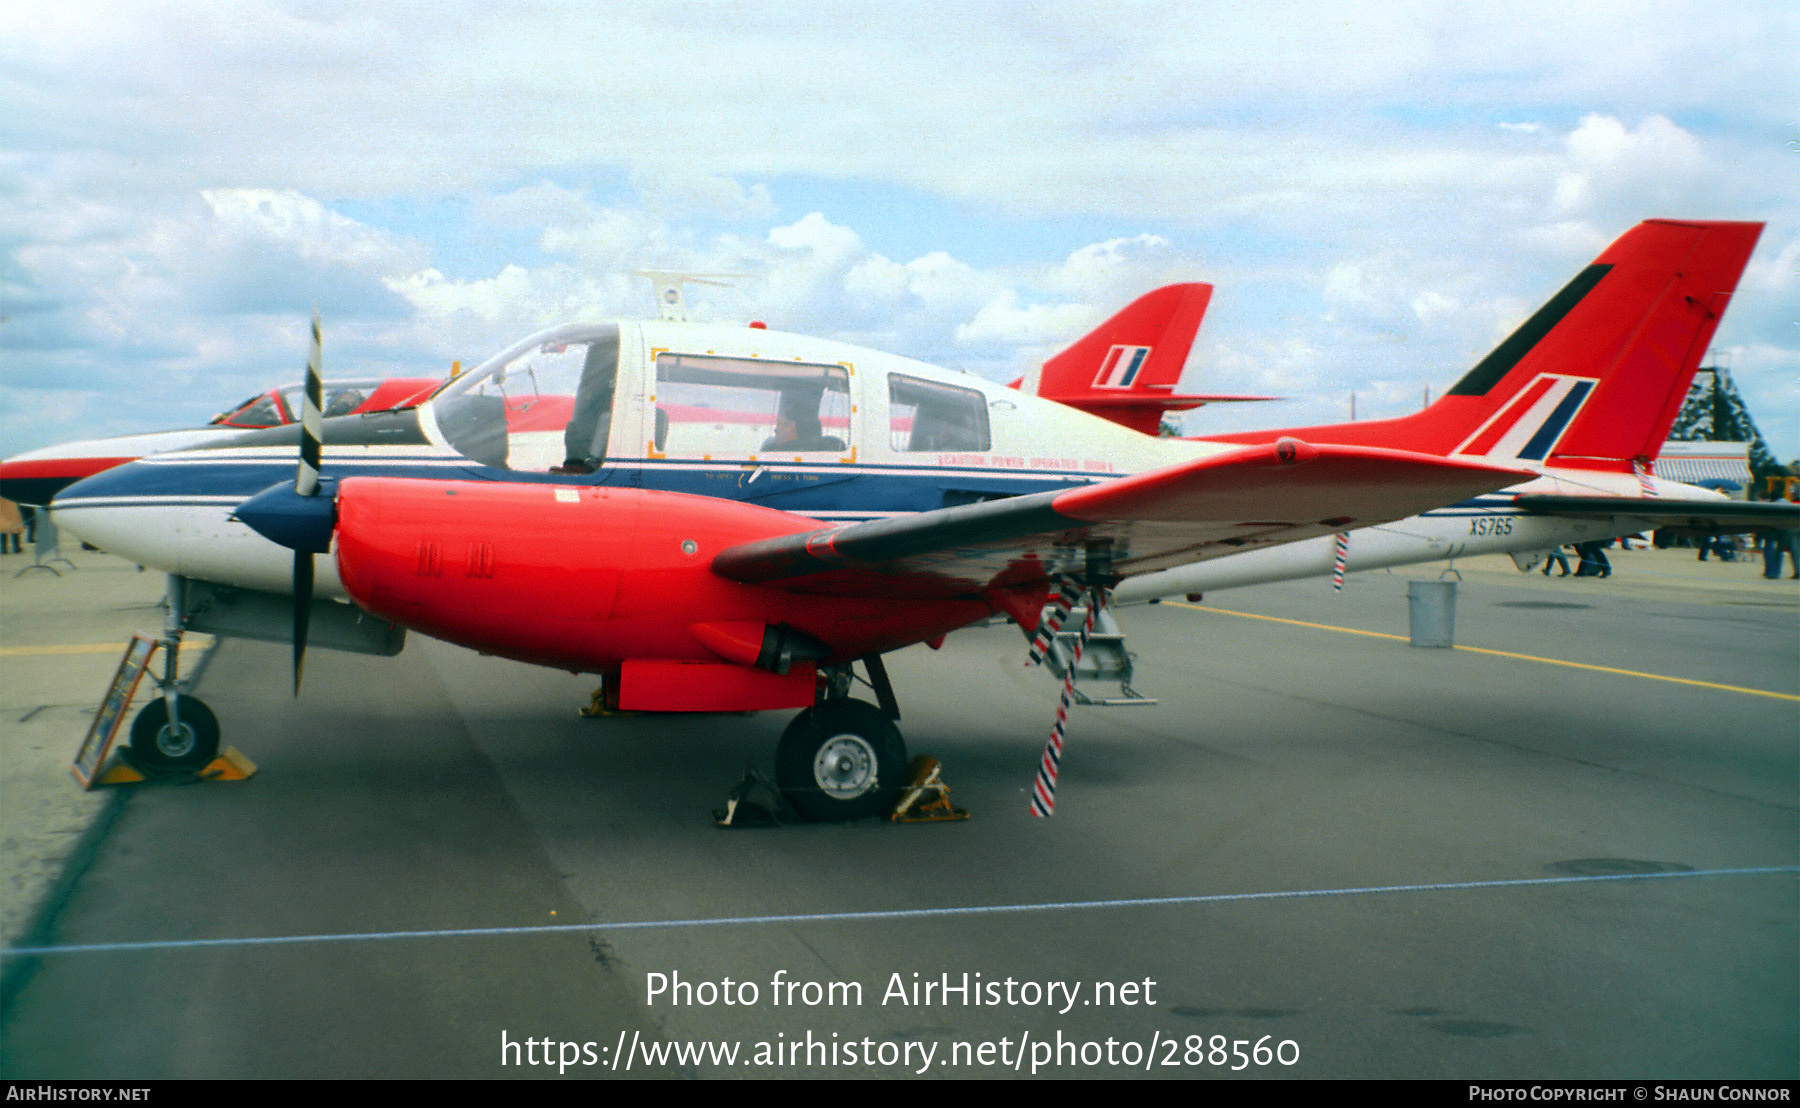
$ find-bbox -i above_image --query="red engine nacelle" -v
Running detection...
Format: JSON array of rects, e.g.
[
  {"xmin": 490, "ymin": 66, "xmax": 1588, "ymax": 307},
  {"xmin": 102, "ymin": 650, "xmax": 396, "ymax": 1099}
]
[{"xmin": 331, "ymin": 478, "xmax": 992, "ymax": 711}]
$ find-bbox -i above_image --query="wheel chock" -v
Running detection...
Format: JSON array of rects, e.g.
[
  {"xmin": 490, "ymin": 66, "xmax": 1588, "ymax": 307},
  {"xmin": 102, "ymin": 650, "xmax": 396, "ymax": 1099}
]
[
  {"xmin": 889, "ymin": 756, "xmax": 969, "ymax": 823},
  {"xmin": 92, "ymin": 746, "xmax": 257, "ymax": 786},
  {"xmin": 579, "ymin": 686, "xmax": 637, "ymax": 718},
  {"xmin": 713, "ymin": 769, "xmax": 799, "ymax": 828},
  {"xmin": 94, "ymin": 759, "xmax": 146, "ymax": 786},
  {"xmin": 198, "ymin": 746, "xmax": 257, "ymax": 782}
]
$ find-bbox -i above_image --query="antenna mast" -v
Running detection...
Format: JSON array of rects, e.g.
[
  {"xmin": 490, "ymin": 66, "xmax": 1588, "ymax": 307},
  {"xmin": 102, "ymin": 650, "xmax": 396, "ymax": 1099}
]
[{"xmin": 636, "ymin": 271, "xmax": 750, "ymax": 322}]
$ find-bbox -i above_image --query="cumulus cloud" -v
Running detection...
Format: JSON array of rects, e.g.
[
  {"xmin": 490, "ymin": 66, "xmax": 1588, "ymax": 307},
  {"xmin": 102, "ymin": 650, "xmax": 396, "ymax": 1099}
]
[
  {"xmin": 539, "ymin": 208, "xmax": 673, "ymax": 269},
  {"xmin": 200, "ymin": 189, "xmax": 411, "ymax": 269},
  {"xmin": 8, "ymin": 188, "xmax": 419, "ymax": 378},
  {"xmin": 955, "ymin": 291, "xmax": 1097, "ymax": 347},
  {"xmin": 766, "ymin": 212, "xmax": 862, "ymax": 261},
  {"xmin": 1549, "ymin": 114, "xmax": 1713, "ymax": 224},
  {"xmin": 370, "ymin": 203, "xmax": 1106, "ymax": 382},
  {"xmin": 1041, "ymin": 236, "xmax": 1181, "ymax": 296}
]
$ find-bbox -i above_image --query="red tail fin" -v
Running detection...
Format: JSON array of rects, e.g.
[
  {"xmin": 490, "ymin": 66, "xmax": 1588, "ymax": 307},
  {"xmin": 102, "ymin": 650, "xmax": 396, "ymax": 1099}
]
[
  {"xmin": 1201, "ymin": 220, "xmax": 1764, "ymax": 471},
  {"xmin": 1020, "ymin": 283, "xmax": 1275, "ymax": 435}
]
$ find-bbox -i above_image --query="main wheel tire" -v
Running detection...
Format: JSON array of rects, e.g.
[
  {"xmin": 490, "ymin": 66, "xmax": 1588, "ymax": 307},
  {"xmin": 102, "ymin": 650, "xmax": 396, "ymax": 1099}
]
[
  {"xmin": 776, "ymin": 699, "xmax": 906, "ymax": 822},
  {"xmin": 128, "ymin": 696, "xmax": 221, "ymax": 771}
]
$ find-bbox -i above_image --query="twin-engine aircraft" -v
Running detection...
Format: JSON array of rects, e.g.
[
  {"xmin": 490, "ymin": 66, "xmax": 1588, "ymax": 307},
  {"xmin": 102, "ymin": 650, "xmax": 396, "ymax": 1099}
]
[{"xmin": 48, "ymin": 219, "xmax": 1768, "ymax": 819}]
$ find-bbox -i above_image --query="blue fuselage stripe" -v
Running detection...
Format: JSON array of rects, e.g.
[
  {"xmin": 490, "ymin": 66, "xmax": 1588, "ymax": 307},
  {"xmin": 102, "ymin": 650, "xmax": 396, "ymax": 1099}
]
[{"xmin": 52, "ymin": 454, "xmax": 1097, "ymax": 521}]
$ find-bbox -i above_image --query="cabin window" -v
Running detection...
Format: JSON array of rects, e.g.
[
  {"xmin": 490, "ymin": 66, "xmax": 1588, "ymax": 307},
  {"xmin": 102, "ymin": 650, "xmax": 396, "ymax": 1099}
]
[
  {"xmin": 889, "ymin": 374, "xmax": 990, "ymax": 452},
  {"xmin": 654, "ymin": 353, "xmax": 851, "ymax": 457}
]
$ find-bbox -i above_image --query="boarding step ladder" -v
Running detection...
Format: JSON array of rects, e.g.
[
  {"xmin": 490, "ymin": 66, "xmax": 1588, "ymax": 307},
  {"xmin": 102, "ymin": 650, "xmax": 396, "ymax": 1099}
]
[{"xmin": 1041, "ymin": 604, "xmax": 1156, "ymax": 707}]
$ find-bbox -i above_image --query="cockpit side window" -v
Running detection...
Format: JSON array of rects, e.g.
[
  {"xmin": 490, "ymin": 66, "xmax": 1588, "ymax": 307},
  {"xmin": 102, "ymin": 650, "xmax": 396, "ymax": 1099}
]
[
  {"xmin": 431, "ymin": 325, "xmax": 619, "ymax": 472},
  {"xmin": 215, "ymin": 394, "xmax": 282, "ymax": 428},
  {"xmin": 654, "ymin": 353, "xmax": 851, "ymax": 458},
  {"xmin": 323, "ymin": 386, "xmax": 367, "ymax": 418},
  {"xmin": 889, "ymin": 374, "xmax": 990, "ymax": 452},
  {"xmin": 560, "ymin": 331, "xmax": 619, "ymax": 472}
]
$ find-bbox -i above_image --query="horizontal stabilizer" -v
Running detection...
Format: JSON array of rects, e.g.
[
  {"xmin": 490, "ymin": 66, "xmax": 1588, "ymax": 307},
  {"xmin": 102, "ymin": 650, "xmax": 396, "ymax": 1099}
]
[{"xmin": 1513, "ymin": 494, "xmax": 1800, "ymax": 531}]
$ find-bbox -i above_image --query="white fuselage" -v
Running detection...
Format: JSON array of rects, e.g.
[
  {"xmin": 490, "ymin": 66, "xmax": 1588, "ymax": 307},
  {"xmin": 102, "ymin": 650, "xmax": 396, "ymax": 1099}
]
[
  {"xmin": 1113, "ymin": 468, "xmax": 1718, "ymax": 600},
  {"xmin": 50, "ymin": 318, "xmax": 1723, "ymax": 608}
]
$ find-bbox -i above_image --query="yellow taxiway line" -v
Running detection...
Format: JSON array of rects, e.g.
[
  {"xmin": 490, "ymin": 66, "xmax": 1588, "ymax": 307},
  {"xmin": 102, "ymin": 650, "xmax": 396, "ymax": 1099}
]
[
  {"xmin": 1166, "ymin": 601, "xmax": 1800, "ymax": 703},
  {"xmin": 0, "ymin": 643, "xmax": 132, "ymax": 657}
]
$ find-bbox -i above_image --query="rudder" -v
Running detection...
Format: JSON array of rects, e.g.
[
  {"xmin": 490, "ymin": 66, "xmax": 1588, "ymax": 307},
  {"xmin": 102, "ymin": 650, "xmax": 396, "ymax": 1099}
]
[
  {"xmin": 1197, "ymin": 219, "xmax": 1764, "ymax": 470},
  {"xmin": 1025, "ymin": 283, "xmax": 1277, "ymax": 434}
]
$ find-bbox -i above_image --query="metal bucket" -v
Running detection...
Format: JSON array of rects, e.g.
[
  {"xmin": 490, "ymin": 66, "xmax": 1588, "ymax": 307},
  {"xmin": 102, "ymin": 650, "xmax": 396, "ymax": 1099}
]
[{"xmin": 1407, "ymin": 580, "xmax": 1456, "ymax": 648}]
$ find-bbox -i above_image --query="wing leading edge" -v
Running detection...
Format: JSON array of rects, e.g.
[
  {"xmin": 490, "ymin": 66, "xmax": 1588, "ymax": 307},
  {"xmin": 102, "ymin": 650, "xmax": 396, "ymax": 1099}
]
[{"xmin": 713, "ymin": 440, "xmax": 1527, "ymax": 598}]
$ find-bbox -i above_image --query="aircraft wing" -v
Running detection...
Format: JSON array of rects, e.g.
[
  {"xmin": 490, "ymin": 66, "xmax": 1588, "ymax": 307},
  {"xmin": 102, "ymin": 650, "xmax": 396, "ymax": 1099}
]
[
  {"xmin": 1512, "ymin": 494, "xmax": 1800, "ymax": 532},
  {"xmin": 714, "ymin": 440, "xmax": 1526, "ymax": 598}
]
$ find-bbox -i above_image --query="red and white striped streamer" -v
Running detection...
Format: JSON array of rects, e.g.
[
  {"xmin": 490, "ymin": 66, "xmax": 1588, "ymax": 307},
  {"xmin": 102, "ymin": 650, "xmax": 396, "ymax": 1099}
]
[
  {"xmin": 1025, "ymin": 577, "xmax": 1082, "ymax": 667},
  {"xmin": 1029, "ymin": 584, "xmax": 1107, "ymax": 818},
  {"xmin": 1331, "ymin": 532, "xmax": 1349, "ymax": 592}
]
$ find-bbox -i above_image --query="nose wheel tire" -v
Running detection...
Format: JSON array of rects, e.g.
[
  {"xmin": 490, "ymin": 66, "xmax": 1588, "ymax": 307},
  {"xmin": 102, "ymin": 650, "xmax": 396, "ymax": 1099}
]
[
  {"xmin": 776, "ymin": 699, "xmax": 905, "ymax": 822},
  {"xmin": 128, "ymin": 696, "xmax": 221, "ymax": 771}
]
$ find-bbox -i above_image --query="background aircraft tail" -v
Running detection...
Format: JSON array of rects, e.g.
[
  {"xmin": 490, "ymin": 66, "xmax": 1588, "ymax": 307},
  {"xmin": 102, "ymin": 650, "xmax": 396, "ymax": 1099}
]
[
  {"xmin": 1199, "ymin": 220, "xmax": 1764, "ymax": 472},
  {"xmin": 1017, "ymin": 282, "xmax": 1276, "ymax": 435}
]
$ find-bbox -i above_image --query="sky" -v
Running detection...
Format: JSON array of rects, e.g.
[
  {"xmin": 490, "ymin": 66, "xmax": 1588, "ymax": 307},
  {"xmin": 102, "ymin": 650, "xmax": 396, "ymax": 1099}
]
[{"xmin": 3, "ymin": 1, "xmax": 1796, "ymax": 462}]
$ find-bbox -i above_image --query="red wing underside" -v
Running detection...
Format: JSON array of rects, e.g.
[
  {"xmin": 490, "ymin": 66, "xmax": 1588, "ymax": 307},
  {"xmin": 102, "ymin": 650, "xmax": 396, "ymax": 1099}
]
[{"xmin": 714, "ymin": 441, "xmax": 1526, "ymax": 599}]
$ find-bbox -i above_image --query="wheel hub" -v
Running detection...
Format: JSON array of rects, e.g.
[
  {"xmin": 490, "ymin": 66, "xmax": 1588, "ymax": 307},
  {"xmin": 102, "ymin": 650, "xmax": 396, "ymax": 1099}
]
[
  {"xmin": 156, "ymin": 722, "xmax": 197, "ymax": 759},
  {"xmin": 813, "ymin": 734, "xmax": 877, "ymax": 799}
]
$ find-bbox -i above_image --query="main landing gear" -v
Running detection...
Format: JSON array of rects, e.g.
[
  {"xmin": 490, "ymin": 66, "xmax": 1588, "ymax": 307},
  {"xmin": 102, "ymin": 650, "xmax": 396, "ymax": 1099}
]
[{"xmin": 774, "ymin": 656, "xmax": 906, "ymax": 822}]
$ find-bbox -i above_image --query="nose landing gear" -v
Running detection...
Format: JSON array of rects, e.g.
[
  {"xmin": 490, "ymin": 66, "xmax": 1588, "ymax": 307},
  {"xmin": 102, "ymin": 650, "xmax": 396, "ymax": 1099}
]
[
  {"xmin": 128, "ymin": 694, "xmax": 220, "ymax": 772},
  {"xmin": 128, "ymin": 575, "xmax": 222, "ymax": 772}
]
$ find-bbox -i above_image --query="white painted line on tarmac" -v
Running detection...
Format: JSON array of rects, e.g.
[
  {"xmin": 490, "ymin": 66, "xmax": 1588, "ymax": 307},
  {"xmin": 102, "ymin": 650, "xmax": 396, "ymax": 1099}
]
[{"xmin": 6, "ymin": 865, "xmax": 1793, "ymax": 958}]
